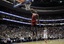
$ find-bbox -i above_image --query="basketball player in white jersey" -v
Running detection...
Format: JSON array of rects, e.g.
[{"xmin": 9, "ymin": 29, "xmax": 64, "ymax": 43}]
[{"xmin": 43, "ymin": 27, "xmax": 48, "ymax": 44}]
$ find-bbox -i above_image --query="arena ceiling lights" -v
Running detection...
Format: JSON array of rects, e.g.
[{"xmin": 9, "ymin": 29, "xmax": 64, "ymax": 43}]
[
  {"xmin": 1, "ymin": 11, "xmax": 64, "ymax": 22},
  {"xmin": 2, "ymin": 0, "xmax": 64, "ymax": 13},
  {"xmin": 3, "ymin": 18, "xmax": 64, "ymax": 26},
  {"xmin": 0, "ymin": 11, "xmax": 31, "ymax": 20},
  {"xmin": 3, "ymin": 18, "xmax": 31, "ymax": 25},
  {"xmin": 3, "ymin": 0, "xmax": 13, "ymax": 4}
]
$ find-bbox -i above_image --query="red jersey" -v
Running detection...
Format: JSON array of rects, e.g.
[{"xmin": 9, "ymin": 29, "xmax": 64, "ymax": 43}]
[{"xmin": 31, "ymin": 13, "xmax": 38, "ymax": 26}]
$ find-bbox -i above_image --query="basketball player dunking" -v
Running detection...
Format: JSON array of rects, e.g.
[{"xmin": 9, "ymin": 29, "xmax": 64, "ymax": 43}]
[{"xmin": 31, "ymin": 12, "xmax": 38, "ymax": 36}]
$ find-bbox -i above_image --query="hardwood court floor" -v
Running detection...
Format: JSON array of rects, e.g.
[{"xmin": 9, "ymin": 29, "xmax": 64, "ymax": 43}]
[{"xmin": 13, "ymin": 39, "xmax": 64, "ymax": 44}]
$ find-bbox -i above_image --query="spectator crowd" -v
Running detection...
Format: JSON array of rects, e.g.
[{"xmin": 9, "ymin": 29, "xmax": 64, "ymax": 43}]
[{"xmin": 0, "ymin": 24, "xmax": 64, "ymax": 43}]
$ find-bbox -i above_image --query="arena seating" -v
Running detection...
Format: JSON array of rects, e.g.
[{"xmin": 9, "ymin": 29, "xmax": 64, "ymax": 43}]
[{"xmin": 0, "ymin": 24, "xmax": 64, "ymax": 43}]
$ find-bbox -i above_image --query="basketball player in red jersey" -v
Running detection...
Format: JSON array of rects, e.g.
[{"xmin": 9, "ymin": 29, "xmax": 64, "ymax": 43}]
[
  {"xmin": 31, "ymin": 10, "xmax": 39, "ymax": 36},
  {"xmin": 31, "ymin": 13, "xmax": 38, "ymax": 26}
]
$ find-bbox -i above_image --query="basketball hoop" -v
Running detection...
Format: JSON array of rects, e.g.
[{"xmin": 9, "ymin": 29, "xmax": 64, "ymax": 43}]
[{"xmin": 13, "ymin": 0, "xmax": 34, "ymax": 10}]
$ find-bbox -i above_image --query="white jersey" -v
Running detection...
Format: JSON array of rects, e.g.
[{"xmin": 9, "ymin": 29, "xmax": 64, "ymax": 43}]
[{"xmin": 43, "ymin": 29, "xmax": 48, "ymax": 39}]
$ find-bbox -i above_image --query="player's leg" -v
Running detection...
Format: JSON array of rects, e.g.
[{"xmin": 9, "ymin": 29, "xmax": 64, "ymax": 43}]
[{"xmin": 44, "ymin": 35, "xmax": 48, "ymax": 44}]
